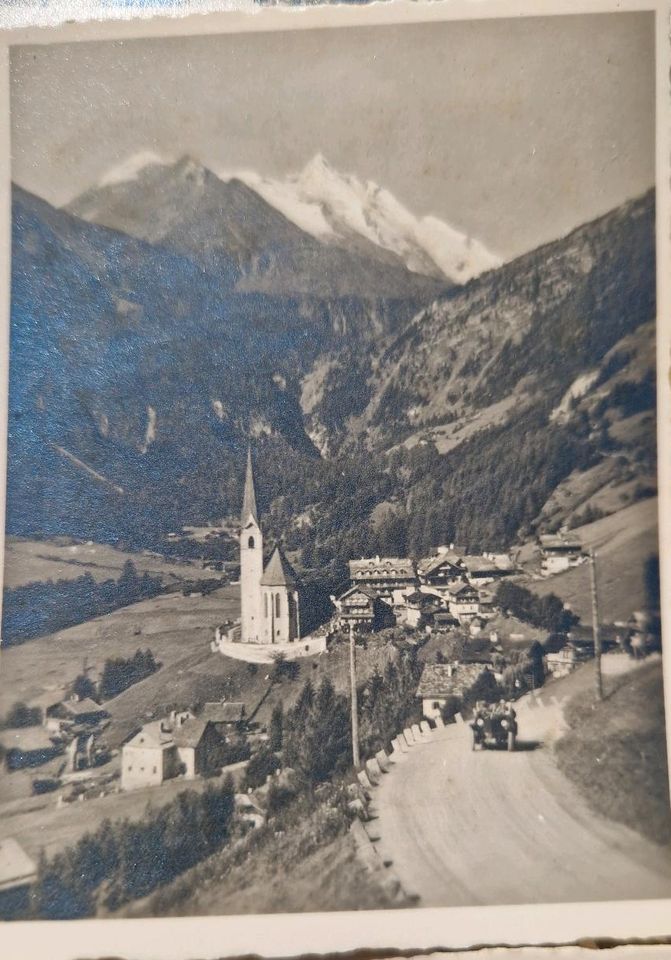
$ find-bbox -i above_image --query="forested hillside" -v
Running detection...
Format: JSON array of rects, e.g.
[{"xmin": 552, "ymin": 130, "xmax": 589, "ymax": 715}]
[{"xmin": 7, "ymin": 178, "xmax": 656, "ymax": 571}]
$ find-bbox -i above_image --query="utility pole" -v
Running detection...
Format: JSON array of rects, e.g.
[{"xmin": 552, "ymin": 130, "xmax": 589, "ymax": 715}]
[
  {"xmin": 349, "ymin": 621, "xmax": 360, "ymax": 768},
  {"xmin": 590, "ymin": 548, "xmax": 603, "ymax": 701}
]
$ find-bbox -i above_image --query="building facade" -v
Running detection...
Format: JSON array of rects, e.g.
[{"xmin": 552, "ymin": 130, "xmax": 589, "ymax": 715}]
[
  {"xmin": 333, "ymin": 585, "xmax": 394, "ymax": 633},
  {"xmin": 121, "ymin": 716, "xmax": 224, "ymax": 790},
  {"xmin": 348, "ymin": 556, "xmax": 417, "ymax": 600}
]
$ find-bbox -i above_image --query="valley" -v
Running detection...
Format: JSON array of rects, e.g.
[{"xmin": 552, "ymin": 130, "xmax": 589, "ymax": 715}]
[{"xmin": 1, "ymin": 150, "xmax": 662, "ymax": 923}]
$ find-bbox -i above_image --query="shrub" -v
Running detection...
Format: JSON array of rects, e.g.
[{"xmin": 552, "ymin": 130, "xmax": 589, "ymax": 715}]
[
  {"xmin": 30, "ymin": 778, "xmax": 236, "ymax": 919},
  {"xmin": 271, "ymin": 652, "xmax": 300, "ymax": 683},
  {"xmin": 242, "ymin": 745, "xmax": 280, "ymax": 791},
  {"xmin": 440, "ymin": 695, "xmax": 462, "ymax": 722},
  {"xmin": 4, "ymin": 701, "xmax": 42, "ymax": 728},
  {"xmin": 267, "ymin": 782, "xmax": 298, "ymax": 817}
]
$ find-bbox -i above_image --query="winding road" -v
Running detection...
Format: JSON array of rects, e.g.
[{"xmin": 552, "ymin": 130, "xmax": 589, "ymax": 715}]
[{"xmin": 371, "ymin": 659, "xmax": 671, "ymax": 907}]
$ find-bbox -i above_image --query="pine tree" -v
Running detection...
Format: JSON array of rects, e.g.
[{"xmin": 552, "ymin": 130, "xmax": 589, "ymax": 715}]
[{"xmin": 269, "ymin": 703, "xmax": 283, "ymax": 751}]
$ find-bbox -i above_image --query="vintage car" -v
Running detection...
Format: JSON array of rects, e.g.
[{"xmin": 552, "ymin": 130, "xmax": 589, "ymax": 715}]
[{"xmin": 470, "ymin": 711, "xmax": 517, "ymax": 751}]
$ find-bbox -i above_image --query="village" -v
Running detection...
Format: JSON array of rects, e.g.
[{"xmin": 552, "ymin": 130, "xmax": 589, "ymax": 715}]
[{"xmin": 0, "ymin": 451, "xmax": 660, "ymax": 919}]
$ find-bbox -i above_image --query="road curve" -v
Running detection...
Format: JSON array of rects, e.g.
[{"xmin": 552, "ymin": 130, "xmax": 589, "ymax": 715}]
[{"xmin": 372, "ymin": 688, "xmax": 671, "ymax": 907}]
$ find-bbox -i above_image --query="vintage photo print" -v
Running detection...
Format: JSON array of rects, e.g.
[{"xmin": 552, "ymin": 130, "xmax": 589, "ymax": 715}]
[{"xmin": 0, "ymin": 1, "xmax": 669, "ymax": 955}]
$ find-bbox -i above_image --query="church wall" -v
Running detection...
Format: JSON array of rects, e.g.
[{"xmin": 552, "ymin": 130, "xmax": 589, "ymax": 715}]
[
  {"xmin": 241, "ymin": 523, "xmax": 264, "ymax": 643},
  {"xmin": 261, "ymin": 586, "xmax": 296, "ymax": 644}
]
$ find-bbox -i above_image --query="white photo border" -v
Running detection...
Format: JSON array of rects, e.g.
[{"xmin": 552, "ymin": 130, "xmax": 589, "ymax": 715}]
[{"xmin": 0, "ymin": 1, "xmax": 669, "ymax": 957}]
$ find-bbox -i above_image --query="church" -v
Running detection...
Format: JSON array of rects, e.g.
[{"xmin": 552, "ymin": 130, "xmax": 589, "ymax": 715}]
[{"xmin": 239, "ymin": 448, "xmax": 302, "ymax": 644}]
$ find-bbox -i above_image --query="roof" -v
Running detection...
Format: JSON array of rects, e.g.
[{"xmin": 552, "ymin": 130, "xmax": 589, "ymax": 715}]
[
  {"xmin": 125, "ymin": 721, "xmax": 175, "ymax": 751},
  {"xmin": 538, "ymin": 534, "xmax": 582, "ymax": 550},
  {"xmin": 417, "ymin": 663, "xmax": 489, "ymax": 699},
  {"xmin": 339, "ymin": 584, "xmax": 377, "ymax": 601},
  {"xmin": 349, "ymin": 557, "xmax": 416, "ymax": 579},
  {"xmin": 0, "ymin": 727, "xmax": 56, "ymax": 752},
  {"xmin": 0, "ymin": 839, "xmax": 37, "ymax": 893},
  {"xmin": 62, "ymin": 698, "xmax": 107, "ymax": 717},
  {"xmin": 241, "ymin": 446, "xmax": 259, "ymax": 526},
  {"xmin": 447, "ymin": 582, "xmax": 478, "ymax": 597},
  {"xmin": 172, "ymin": 719, "xmax": 209, "ymax": 749},
  {"xmin": 462, "ymin": 556, "xmax": 502, "ymax": 574},
  {"xmin": 404, "ymin": 590, "xmax": 433, "ymax": 605},
  {"xmin": 434, "ymin": 611, "xmax": 459, "ymax": 623},
  {"xmin": 260, "ymin": 546, "xmax": 298, "ymax": 587},
  {"xmin": 418, "ymin": 553, "xmax": 464, "ymax": 577},
  {"xmin": 200, "ymin": 702, "xmax": 245, "ymax": 723}
]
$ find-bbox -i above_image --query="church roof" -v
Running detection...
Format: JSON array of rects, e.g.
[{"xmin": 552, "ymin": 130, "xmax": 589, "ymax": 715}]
[
  {"xmin": 261, "ymin": 546, "xmax": 299, "ymax": 587},
  {"xmin": 241, "ymin": 446, "xmax": 258, "ymax": 526}
]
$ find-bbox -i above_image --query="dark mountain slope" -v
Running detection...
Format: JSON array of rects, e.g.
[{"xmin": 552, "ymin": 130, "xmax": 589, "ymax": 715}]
[
  {"xmin": 6, "ymin": 178, "xmax": 656, "ymax": 566},
  {"xmin": 311, "ymin": 190, "xmax": 655, "ymax": 454},
  {"xmin": 67, "ymin": 157, "xmax": 447, "ymax": 300},
  {"xmin": 7, "ymin": 185, "xmax": 435, "ymax": 543}
]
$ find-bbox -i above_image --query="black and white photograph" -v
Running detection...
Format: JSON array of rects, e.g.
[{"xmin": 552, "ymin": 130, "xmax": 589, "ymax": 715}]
[{"xmin": 0, "ymin": 2, "xmax": 668, "ymax": 937}]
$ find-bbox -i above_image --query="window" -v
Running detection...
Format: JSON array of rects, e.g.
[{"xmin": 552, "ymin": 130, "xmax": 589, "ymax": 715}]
[
  {"xmin": 264, "ymin": 594, "xmax": 268, "ymax": 617},
  {"xmin": 248, "ymin": 536, "xmax": 255, "ymax": 549},
  {"xmin": 275, "ymin": 593, "xmax": 281, "ymax": 617},
  {"xmin": 127, "ymin": 765, "xmax": 132, "ymax": 772},
  {"xmin": 153, "ymin": 766, "xmax": 157, "ymax": 774}
]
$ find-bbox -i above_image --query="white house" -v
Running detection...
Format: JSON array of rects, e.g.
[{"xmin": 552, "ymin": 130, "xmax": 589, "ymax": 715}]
[{"xmin": 447, "ymin": 582, "xmax": 480, "ymax": 622}]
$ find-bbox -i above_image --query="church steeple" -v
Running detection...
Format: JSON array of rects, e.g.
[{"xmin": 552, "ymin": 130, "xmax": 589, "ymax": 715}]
[{"xmin": 241, "ymin": 445, "xmax": 258, "ymax": 526}]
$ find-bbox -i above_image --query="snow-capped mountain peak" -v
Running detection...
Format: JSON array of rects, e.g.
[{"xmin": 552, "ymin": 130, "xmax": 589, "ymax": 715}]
[
  {"xmin": 234, "ymin": 154, "xmax": 502, "ymax": 283},
  {"xmin": 92, "ymin": 151, "xmax": 502, "ymax": 283},
  {"xmin": 99, "ymin": 150, "xmax": 170, "ymax": 188}
]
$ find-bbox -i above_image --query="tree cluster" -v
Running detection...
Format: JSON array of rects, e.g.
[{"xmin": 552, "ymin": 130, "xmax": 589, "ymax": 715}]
[
  {"xmin": 281, "ymin": 678, "xmax": 351, "ymax": 785},
  {"xmin": 500, "ymin": 643, "xmax": 546, "ymax": 697},
  {"xmin": 242, "ymin": 745, "xmax": 280, "ymax": 791},
  {"xmin": 2, "ymin": 561, "xmax": 163, "ymax": 645},
  {"xmin": 30, "ymin": 777, "xmax": 235, "ymax": 919},
  {"xmin": 1, "ymin": 701, "xmax": 43, "ymax": 729},
  {"xmin": 98, "ymin": 649, "xmax": 160, "ymax": 701},
  {"xmin": 495, "ymin": 581, "xmax": 579, "ymax": 633},
  {"xmin": 357, "ymin": 651, "xmax": 422, "ymax": 757}
]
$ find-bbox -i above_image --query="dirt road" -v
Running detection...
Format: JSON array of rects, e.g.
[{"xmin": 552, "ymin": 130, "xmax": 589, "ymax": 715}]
[{"xmin": 372, "ymin": 662, "xmax": 671, "ymax": 906}]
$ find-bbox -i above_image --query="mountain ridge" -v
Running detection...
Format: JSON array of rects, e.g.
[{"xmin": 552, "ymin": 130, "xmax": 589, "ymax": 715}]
[
  {"xmin": 66, "ymin": 156, "xmax": 449, "ymax": 300},
  {"xmin": 7, "ymin": 179, "xmax": 656, "ymax": 563}
]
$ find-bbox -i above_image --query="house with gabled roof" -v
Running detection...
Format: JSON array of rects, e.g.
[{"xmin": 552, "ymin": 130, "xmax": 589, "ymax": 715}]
[
  {"xmin": 418, "ymin": 548, "xmax": 465, "ymax": 592},
  {"xmin": 45, "ymin": 697, "xmax": 108, "ymax": 730},
  {"xmin": 121, "ymin": 720, "xmax": 179, "ymax": 791},
  {"xmin": 417, "ymin": 662, "xmax": 498, "ymax": 720},
  {"xmin": 200, "ymin": 701, "xmax": 246, "ymax": 729},
  {"xmin": 333, "ymin": 585, "xmax": 395, "ymax": 633},
  {"xmin": 447, "ymin": 582, "xmax": 481, "ymax": 622},
  {"xmin": 538, "ymin": 534, "xmax": 584, "ymax": 575},
  {"xmin": 121, "ymin": 713, "xmax": 225, "ymax": 790}
]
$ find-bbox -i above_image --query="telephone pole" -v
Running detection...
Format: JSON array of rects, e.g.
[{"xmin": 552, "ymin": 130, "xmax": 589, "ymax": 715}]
[
  {"xmin": 590, "ymin": 548, "xmax": 603, "ymax": 701},
  {"xmin": 349, "ymin": 621, "xmax": 360, "ymax": 767}
]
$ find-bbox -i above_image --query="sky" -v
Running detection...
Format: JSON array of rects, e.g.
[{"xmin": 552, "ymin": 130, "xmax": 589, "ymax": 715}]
[{"xmin": 10, "ymin": 11, "xmax": 654, "ymax": 259}]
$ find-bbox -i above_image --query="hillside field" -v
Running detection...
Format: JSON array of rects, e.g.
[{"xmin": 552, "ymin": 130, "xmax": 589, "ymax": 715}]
[
  {"xmin": 528, "ymin": 497, "xmax": 658, "ymax": 624},
  {"xmin": 0, "ymin": 762, "xmax": 248, "ymax": 862},
  {"xmin": 0, "ymin": 584, "xmax": 241, "ymax": 719},
  {"xmin": 556, "ymin": 657, "xmax": 670, "ymax": 846},
  {"xmin": 2, "ymin": 536, "xmax": 218, "ymax": 590}
]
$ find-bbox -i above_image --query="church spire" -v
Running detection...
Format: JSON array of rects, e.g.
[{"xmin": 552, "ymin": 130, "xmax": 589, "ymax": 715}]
[{"xmin": 241, "ymin": 445, "xmax": 258, "ymax": 526}]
